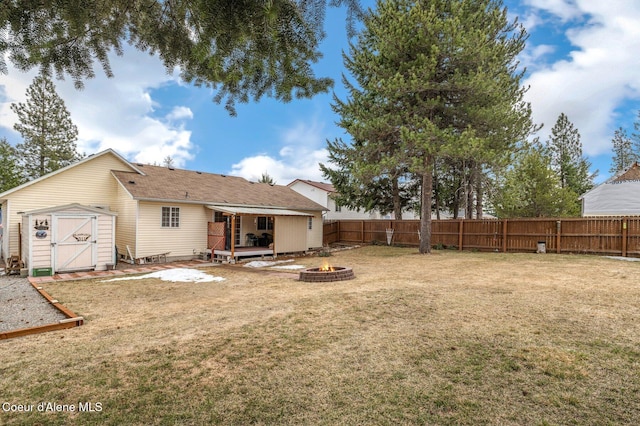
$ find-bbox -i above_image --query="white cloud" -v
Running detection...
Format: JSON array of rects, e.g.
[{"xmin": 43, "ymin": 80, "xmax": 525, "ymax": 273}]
[
  {"xmin": 0, "ymin": 47, "xmax": 196, "ymax": 167},
  {"xmin": 166, "ymin": 106, "xmax": 193, "ymax": 121},
  {"xmin": 518, "ymin": 44, "xmax": 556, "ymax": 71},
  {"xmin": 523, "ymin": 0, "xmax": 582, "ymax": 22},
  {"xmin": 522, "ymin": 1, "xmax": 640, "ymax": 156},
  {"xmin": 230, "ymin": 118, "xmax": 329, "ymax": 184}
]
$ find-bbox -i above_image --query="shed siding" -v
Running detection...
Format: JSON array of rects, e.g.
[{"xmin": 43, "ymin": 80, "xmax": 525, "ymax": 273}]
[
  {"xmin": 136, "ymin": 201, "xmax": 208, "ymax": 258},
  {"xmin": 27, "ymin": 214, "xmax": 53, "ymax": 270},
  {"xmin": 97, "ymin": 214, "xmax": 115, "ymax": 268},
  {"xmin": 3, "ymin": 154, "xmax": 131, "ymax": 256},
  {"xmin": 274, "ymin": 216, "xmax": 308, "ymax": 253}
]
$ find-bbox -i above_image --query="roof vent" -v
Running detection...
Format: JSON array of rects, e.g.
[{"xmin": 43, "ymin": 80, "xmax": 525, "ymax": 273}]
[
  {"xmin": 136, "ymin": 163, "xmax": 144, "ymax": 166},
  {"xmin": 168, "ymin": 167, "xmax": 175, "ymax": 171},
  {"xmin": 196, "ymin": 171, "xmax": 202, "ymax": 174},
  {"xmin": 128, "ymin": 180, "xmax": 136, "ymax": 184},
  {"xmin": 221, "ymin": 174, "xmax": 226, "ymax": 177}
]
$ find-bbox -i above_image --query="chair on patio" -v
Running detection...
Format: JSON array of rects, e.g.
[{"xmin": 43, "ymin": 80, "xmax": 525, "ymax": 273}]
[{"xmin": 245, "ymin": 233, "xmax": 257, "ymax": 246}]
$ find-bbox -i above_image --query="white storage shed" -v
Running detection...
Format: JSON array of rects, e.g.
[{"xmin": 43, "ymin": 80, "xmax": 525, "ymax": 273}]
[{"xmin": 21, "ymin": 204, "xmax": 117, "ymax": 276}]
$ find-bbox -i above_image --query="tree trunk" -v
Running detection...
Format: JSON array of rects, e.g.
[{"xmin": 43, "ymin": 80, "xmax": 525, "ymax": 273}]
[
  {"xmin": 452, "ymin": 176, "xmax": 462, "ymax": 220},
  {"xmin": 466, "ymin": 164, "xmax": 474, "ymax": 219},
  {"xmin": 475, "ymin": 166, "xmax": 483, "ymax": 219},
  {"xmin": 433, "ymin": 171, "xmax": 441, "ymax": 220},
  {"xmin": 392, "ymin": 175, "xmax": 402, "ymax": 220},
  {"xmin": 419, "ymin": 164, "xmax": 433, "ymax": 254}
]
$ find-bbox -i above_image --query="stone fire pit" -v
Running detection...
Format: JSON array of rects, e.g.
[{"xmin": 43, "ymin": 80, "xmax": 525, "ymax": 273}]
[{"xmin": 299, "ymin": 266, "xmax": 355, "ymax": 282}]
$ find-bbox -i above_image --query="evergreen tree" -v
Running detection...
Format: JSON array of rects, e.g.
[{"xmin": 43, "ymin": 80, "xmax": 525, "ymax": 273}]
[
  {"xmin": 547, "ymin": 113, "xmax": 595, "ymax": 197},
  {"xmin": 324, "ymin": 0, "xmax": 533, "ymax": 253},
  {"xmin": 321, "ymin": 137, "xmax": 419, "ymax": 219},
  {"xmin": 0, "ymin": 138, "xmax": 24, "ymax": 193},
  {"xmin": 11, "ymin": 75, "xmax": 82, "ymax": 180},
  {"xmin": 610, "ymin": 127, "xmax": 636, "ymax": 174},
  {"xmin": 631, "ymin": 111, "xmax": 640, "ymax": 163},
  {"xmin": 1, "ymin": 1, "xmax": 363, "ymax": 115},
  {"xmin": 492, "ymin": 141, "xmax": 579, "ymax": 218},
  {"xmin": 258, "ymin": 172, "xmax": 276, "ymax": 185}
]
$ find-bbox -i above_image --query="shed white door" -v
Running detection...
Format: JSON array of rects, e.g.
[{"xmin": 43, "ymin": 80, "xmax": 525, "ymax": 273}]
[{"xmin": 52, "ymin": 215, "xmax": 97, "ymax": 272}]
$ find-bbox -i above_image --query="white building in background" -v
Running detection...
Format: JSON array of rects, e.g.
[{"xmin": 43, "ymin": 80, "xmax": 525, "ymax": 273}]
[
  {"xmin": 580, "ymin": 162, "xmax": 640, "ymax": 216},
  {"xmin": 287, "ymin": 179, "xmax": 392, "ymax": 221}
]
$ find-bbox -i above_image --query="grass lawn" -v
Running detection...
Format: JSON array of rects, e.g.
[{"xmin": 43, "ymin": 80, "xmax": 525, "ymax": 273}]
[{"xmin": 1, "ymin": 246, "xmax": 640, "ymax": 425}]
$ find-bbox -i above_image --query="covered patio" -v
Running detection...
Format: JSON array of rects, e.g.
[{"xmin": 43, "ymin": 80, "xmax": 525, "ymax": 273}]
[{"xmin": 206, "ymin": 205, "xmax": 313, "ymax": 263}]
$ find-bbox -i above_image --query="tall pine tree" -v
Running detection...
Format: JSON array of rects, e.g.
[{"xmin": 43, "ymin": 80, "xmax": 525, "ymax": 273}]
[
  {"xmin": 547, "ymin": 113, "xmax": 595, "ymax": 199},
  {"xmin": 324, "ymin": 0, "xmax": 534, "ymax": 253},
  {"xmin": 630, "ymin": 110, "xmax": 640, "ymax": 164},
  {"xmin": 610, "ymin": 127, "xmax": 636, "ymax": 174},
  {"xmin": 11, "ymin": 75, "xmax": 82, "ymax": 180}
]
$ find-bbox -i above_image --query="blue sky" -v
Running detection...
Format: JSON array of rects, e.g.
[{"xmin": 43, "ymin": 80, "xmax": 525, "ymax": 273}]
[{"xmin": 2, "ymin": 0, "xmax": 640, "ymax": 185}]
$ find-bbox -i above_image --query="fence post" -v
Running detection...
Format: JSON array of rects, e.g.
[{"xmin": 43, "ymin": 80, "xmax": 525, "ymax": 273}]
[
  {"xmin": 556, "ymin": 220, "xmax": 561, "ymax": 254},
  {"xmin": 458, "ymin": 220, "xmax": 464, "ymax": 251},
  {"xmin": 361, "ymin": 220, "xmax": 364, "ymax": 243},
  {"xmin": 502, "ymin": 219, "xmax": 508, "ymax": 253},
  {"xmin": 622, "ymin": 218, "xmax": 628, "ymax": 257}
]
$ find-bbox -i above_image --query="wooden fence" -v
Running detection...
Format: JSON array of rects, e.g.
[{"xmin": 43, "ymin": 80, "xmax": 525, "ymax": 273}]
[{"xmin": 323, "ymin": 218, "xmax": 640, "ymax": 258}]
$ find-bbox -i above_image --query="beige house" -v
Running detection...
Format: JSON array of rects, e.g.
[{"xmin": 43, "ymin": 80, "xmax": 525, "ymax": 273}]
[{"xmin": 0, "ymin": 149, "xmax": 326, "ymax": 274}]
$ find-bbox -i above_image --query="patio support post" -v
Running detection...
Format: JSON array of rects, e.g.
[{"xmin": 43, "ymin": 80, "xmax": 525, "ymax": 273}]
[
  {"xmin": 272, "ymin": 215, "xmax": 276, "ymax": 258},
  {"xmin": 231, "ymin": 214, "xmax": 236, "ymax": 260}
]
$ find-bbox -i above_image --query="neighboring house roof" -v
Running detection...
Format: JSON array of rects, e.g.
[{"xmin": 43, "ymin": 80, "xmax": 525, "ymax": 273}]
[
  {"xmin": 288, "ymin": 179, "xmax": 336, "ymax": 194},
  {"xmin": 613, "ymin": 162, "xmax": 640, "ymax": 182},
  {"xmin": 112, "ymin": 164, "xmax": 326, "ymax": 211},
  {"xmin": 0, "ymin": 149, "xmax": 141, "ymax": 200}
]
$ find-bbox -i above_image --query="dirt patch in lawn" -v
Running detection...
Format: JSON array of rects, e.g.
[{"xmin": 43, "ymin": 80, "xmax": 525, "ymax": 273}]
[{"xmin": 1, "ymin": 246, "xmax": 639, "ymax": 425}]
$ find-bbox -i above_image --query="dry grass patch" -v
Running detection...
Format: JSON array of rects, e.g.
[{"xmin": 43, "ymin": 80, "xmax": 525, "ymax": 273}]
[{"xmin": 1, "ymin": 247, "xmax": 640, "ymax": 424}]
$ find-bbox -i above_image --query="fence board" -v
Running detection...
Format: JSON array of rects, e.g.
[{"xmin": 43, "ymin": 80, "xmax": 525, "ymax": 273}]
[{"xmin": 323, "ymin": 217, "xmax": 640, "ymax": 258}]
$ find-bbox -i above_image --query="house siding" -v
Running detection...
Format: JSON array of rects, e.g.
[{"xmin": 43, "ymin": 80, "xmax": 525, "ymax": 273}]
[
  {"xmin": 113, "ymin": 181, "xmax": 138, "ymax": 258},
  {"xmin": 274, "ymin": 216, "xmax": 308, "ymax": 253},
  {"xmin": 2, "ymin": 153, "xmax": 131, "ymax": 257},
  {"xmin": 307, "ymin": 212, "xmax": 323, "ymax": 248},
  {"xmin": 581, "ymin": 181, "xmax": 640, "ymax": 216},
  {"xmin": 288, "ymin": 181, "xmax": 328, "ymax": 207},
  {"xmin": 288, "ymin": 180, "xmax": 385, "ymax": 220},
  {"xmin": 136, "ymin": 201, "xmax": 208, "ymax": 258}
]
